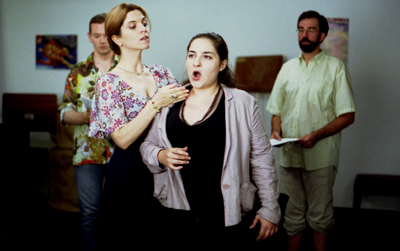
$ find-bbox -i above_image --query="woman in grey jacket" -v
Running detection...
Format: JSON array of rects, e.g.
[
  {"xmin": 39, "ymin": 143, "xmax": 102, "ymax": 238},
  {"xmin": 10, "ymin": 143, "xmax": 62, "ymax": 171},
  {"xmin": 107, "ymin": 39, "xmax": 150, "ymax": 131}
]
[{"xmin": 140, "ymin": 32, "xmax": 280, "ymax": 247}]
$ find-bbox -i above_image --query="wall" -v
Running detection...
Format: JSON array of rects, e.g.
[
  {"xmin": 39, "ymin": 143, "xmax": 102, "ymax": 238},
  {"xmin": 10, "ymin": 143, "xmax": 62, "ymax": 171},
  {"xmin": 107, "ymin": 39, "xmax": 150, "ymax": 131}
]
[{"xmin": 1, "ymin": 0, "xmax": 400, "ymax": 210}]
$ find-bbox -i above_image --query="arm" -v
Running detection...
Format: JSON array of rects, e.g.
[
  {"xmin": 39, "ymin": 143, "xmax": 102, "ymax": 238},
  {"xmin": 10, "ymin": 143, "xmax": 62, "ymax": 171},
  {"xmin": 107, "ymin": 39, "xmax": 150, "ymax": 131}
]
[
  {"xmin": 249, "ymin": 101, "xmax": 280, "ymax": 240},
  {"xmin": 60, "ymin": 65, "xmax": 95, "ymax": 126},
  {"xmin": 298, "ymin": 112, "xmax": 355, "ymax": 148},
  {"xmin": 63, "ymin": 109, "xmax": 91, "ymax": 125},
  {"xmin": 139, "ymin": 110, "xmax": 189, "ymax": 173},
  {"xmin": 139, "ymin": 111, "xmax": 166, "ymax": 174},
  {"xmin": 266, "ymin": 65, "xmax": 285, "ymax": 141},
  {"xmin": 250, "ymin": 215, "xmax": 278, "ymax": 241},
  {"xmin": 139, "ymin": 107, "xmax": 190, "ymax": 171},
  {"xmin": 110, "ymin": 84, "xmax": 189, "ymax": 149},
  {"xmin": 158, "ymin": 147, "xmax": 190, "ymax": 170},
  {"xmin": 270, "ymin": 114, "xmax": 282, "ymax": 140},
  {"xmin": 60, "ymin": 69, "xmax": 84, "ymax": 125}
]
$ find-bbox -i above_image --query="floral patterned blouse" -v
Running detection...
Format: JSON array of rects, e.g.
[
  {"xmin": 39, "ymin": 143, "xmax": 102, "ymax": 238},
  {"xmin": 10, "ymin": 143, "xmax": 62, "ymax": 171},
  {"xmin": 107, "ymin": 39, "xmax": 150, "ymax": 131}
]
[{"xmin": 88, "ymin": 65, "xmax": 178, "ymax": 139}]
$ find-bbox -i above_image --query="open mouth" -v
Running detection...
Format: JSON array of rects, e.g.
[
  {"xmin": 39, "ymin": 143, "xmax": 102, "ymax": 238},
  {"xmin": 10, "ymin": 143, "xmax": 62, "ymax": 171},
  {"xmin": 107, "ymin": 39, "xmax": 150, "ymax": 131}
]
[
  {"xmin": 192, "ymin": 71, "xmax": 201, "ymax": 81},
  {"xmin": 141, "ymin": 36, "xmax": 149, "ymax": 41}
]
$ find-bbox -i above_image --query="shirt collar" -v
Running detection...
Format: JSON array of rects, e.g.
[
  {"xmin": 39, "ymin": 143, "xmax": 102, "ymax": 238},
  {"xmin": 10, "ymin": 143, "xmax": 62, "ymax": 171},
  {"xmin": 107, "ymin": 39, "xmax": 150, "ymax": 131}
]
[
  {"xmin": 298, "ymin": 49, "xmax": 327, "ymax": 64},
  {"xmin": 86, "ymin": 52, "xmax": 95, "ymax": 68},
  {"xmin": 86, "ymin": 52, "xmax": 119, "ymax": 71}
]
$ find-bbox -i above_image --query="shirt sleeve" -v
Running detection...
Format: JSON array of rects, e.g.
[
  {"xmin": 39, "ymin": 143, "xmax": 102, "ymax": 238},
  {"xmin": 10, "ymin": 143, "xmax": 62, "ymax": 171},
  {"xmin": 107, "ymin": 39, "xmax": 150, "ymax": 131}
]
[
  {"xmin": 334, "ymin": 62, "xmax": 357, "ymax": 116},
  {"xmin": 151, "ymin": 65, "xmax": 179, "ymax": 87},
  {"xmin": 59, "ymin": 69, "xmax": 77, "ymax": 125},
  {"xmin": 165, "ymin": 66, "xmax": 179, "ymax": 85},
  {"xmin": 139, "ymin": 111, "xmax": 167, "ymax": 174},
  {"xmin": 250, "ymin": 99, "xmax": 281, "ymax": 225},
  {"xmin": 266, "ymin": 64, "xmax": 286, "ymax": 117},
  {"xmin": 88, "ymin": 74, "xmax": 129, "ymax": 138}
]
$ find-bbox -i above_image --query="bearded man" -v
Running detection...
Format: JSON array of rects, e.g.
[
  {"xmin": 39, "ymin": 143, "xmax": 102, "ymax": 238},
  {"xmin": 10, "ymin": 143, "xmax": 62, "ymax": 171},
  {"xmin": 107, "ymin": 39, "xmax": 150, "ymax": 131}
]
[{"xmin": 266, "ymin": 10, "xmax": 356, "ymax": 251}]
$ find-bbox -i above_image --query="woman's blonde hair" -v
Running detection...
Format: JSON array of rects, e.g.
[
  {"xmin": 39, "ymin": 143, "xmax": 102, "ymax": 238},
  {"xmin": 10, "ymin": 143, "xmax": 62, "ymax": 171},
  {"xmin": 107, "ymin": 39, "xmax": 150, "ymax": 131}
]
[{"xmin": 105, "ymin": 3, "xmax": 150, "ymax": 55}]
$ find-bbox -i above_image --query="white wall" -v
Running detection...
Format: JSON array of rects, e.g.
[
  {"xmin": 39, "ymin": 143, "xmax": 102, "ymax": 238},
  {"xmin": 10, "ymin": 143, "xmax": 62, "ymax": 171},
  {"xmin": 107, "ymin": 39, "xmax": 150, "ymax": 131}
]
[{"xmin": 1, "ymin": 0, "xmax": 400, "ymax": 210}]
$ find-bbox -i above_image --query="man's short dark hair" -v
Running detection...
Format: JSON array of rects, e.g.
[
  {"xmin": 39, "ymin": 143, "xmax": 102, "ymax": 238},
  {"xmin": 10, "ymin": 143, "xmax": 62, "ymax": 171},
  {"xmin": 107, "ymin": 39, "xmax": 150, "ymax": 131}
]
[
  {"xmin": 89, "ymin": 13, "xmax": 107, "ymax": 34},
  {"xmin": 298, "ymin": 10, "xmax": 329, "ymax": 36}
]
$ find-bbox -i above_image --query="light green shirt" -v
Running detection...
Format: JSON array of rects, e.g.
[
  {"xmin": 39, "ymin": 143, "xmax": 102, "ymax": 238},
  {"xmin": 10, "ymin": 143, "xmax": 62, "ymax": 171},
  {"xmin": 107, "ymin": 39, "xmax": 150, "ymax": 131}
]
[{"xmin": 266, "ymin": 50, "xmax": 356, "ymax": 170}]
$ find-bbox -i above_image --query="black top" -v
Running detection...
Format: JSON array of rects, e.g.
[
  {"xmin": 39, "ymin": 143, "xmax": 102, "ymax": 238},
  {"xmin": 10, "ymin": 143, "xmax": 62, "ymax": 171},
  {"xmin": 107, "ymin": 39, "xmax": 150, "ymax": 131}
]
[{"xmin": 166, "ymin": 93, "xmax": 226, "ymax": 226}]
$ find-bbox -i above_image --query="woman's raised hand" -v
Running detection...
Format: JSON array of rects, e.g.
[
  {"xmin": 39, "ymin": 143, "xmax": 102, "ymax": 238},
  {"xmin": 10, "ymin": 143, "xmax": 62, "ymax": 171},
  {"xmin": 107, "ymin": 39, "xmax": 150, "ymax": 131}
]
[{"xmin": 152, "ymin": 84, "xmax": 189, "ymax": 109}]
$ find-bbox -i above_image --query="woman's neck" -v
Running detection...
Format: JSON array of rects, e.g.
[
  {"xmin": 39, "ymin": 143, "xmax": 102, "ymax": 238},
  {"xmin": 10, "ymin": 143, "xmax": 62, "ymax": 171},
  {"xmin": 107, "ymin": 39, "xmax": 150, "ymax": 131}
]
[
  {"xmin": 117, "ymin": 49, "xmax": 143, "ymax": 71},
  {"xmin": 190, "ymin": 83, "xmax": 220, "ymax": 98}
]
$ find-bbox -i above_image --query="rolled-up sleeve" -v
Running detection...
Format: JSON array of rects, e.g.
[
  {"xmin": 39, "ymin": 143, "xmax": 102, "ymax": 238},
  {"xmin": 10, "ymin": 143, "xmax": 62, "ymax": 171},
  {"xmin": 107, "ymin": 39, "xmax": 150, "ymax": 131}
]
[
  {"xmin": 334, "ymin": 62, "xmax": 357, "ymax": 116},
  {"xmin": 250, "ymin": 101, "xmax": 281, "ymax": 225},
  {"xmin": 140, "ymin": 113, "xmax": 167, "ymax": 174},
  {"xmin": 266, "ymin": 65, "xmax": 287, "ymax": 117}
]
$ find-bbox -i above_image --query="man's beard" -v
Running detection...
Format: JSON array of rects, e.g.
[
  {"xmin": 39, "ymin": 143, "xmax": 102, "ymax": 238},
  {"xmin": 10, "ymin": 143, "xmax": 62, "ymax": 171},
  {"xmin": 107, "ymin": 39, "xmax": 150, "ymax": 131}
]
[{"xmin": 299, "ymin": 37, "xmax": 320, "ymax": 53}]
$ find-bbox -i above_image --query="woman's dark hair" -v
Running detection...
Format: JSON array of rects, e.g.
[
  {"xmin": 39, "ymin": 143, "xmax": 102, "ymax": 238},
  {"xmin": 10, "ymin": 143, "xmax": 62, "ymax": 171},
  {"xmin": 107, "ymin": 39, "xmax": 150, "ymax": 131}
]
[
  {"xmin": 105, "ymin": 3, "xmax": 150, "ymax": 55},
  {"xmin": 298, "ymin": 10, "xmax": 329, "ymax": 36},
  {"xmin": 184, "ymin": 32, "xmax": 236, "ymax": 87}
]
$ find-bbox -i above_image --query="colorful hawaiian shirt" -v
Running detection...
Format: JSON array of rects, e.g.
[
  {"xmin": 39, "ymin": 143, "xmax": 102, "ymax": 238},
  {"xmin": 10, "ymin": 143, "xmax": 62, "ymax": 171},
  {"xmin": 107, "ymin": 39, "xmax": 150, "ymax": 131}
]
[
  {"xmin": 88, "ymin": 65, "xmax": 178, "ymax": 139},
  {"xmin": 59, "ymin": 53, "xmax": 119, "ymax": 166}
]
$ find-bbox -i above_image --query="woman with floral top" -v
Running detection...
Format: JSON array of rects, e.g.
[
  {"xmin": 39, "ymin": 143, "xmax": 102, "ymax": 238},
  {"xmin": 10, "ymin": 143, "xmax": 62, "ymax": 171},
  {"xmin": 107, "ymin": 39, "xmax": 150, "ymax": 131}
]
[{"xmin": 88, "ymin": 3, "xmax": 188, "ymax": 250}]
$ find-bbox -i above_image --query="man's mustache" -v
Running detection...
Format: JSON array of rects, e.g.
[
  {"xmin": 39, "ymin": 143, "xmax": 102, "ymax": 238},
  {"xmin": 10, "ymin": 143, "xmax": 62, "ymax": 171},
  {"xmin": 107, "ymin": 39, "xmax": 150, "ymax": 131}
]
[{"xmin": 300, "ymin": 38, "xmax": 311, "ymax": 43}]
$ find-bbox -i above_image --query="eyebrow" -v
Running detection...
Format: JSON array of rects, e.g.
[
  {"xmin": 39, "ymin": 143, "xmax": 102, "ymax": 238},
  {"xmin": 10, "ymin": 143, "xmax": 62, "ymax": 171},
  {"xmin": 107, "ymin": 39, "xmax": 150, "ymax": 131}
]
[
  {"xmin": 298, "ymin": 25, "xmax": 318, "ymax": 29},
  {"xmin": 127, "ymin": 16, "xmax": 147, "ymax": 24},
  {"xmin": 188, "ymin": 50, "xmax": 215, "ymax": 55}
]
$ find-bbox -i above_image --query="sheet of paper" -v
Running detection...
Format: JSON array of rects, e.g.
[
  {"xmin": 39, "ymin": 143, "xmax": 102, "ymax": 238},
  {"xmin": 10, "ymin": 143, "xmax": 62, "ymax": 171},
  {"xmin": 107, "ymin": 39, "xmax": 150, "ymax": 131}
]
[
  {"xmin": 270, "ymin": 138, "xmax": 299, "ymax": 146},
  {"xmin": 81, "ymin": 96, "xmax": 93, "ymax": 110}
]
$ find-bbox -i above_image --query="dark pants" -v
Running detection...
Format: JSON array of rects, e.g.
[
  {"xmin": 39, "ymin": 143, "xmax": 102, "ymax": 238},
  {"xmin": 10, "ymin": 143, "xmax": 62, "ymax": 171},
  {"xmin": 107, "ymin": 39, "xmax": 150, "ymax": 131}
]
[
  {"xmin": 160, "ymin": 206, "xmax": 263, "ymax": 249},
  {"xmin": 97, "ymin": 138, "xmax": 162, "ymax": 250},
  {"xmin": 75, "ymin": 164, "xmax": 107, "ymax": 251}
]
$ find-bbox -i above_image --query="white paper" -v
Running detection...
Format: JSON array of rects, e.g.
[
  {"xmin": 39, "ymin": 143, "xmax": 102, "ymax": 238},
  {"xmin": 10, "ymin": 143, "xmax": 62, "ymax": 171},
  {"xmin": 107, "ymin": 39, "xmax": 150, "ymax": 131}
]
[
  {"xmin": 81, "ymin": 96, "xmax": 93, "ymax": 110},
  {"xmin": 270, "ymin": 138, "xmax": 299, "ymax": 146}
]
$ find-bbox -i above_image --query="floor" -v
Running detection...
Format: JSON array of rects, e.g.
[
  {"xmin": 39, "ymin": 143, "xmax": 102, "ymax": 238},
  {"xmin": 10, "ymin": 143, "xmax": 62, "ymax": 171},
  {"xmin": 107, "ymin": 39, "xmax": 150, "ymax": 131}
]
[
  {"xmin": 0, "ymin": 145, "xmax": 399, "ymax": 250},
  {"xmin": 0, "ymin": 205, "xmax": 80, "ymax": 251},
  {"xmin": 311, "ymin": 207, "xmax": 399, "ymax": 250},
  {"xmin": 1, "ymin": 203, "xmax": 398, "ymax": 250},
  {"xmin": 0, "ymin": 145, "xmax": 81, "ymax": 251}
]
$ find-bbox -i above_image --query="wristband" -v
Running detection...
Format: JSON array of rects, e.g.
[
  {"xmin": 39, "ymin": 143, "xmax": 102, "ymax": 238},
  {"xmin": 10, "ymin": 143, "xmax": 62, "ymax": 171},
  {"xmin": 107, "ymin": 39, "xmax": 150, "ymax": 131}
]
[{"xmin": 152, "ymin": 101, "xmax": 161, "ymax": 113}]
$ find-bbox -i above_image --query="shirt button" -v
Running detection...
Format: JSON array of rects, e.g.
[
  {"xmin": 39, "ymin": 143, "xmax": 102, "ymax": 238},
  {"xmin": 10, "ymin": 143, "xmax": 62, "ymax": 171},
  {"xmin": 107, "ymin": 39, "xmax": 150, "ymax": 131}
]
[{"xmin": 222, "ymin": 184, "xmax": 230, "ymax": 190}]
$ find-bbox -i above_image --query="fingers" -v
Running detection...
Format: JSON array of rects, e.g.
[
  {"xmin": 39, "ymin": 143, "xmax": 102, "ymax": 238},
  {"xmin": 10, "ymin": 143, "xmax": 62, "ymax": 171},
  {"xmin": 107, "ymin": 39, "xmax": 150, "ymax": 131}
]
[
  {"xmin": 270, "ymin": 131, "xmax": 282, "ymax": 141},
  {"xmin": 251, "ymin": 215, "xmax": 278, "ymax": 241},
  {"xmin": 163, "ymin": 83, "xmax": 177, "ymax": 89},
  {"xmin": 297, "ymin": 134, "xmax": 316, "ymax": 148},
  {"xmin": 155, "ymin": 85, "xmax": 189, "ymax": 107},
  {"xmin": 256, "ymin": 224, "xmax": 277, "ymax": 241},
  {"xmin": 249, "ymin": 218, "xmax": 258, "ymax": 234},
  {"xmin": 170, "ymin": 87, "xmax": 189, "ymax": 103},
  {"xmin": 298, "ymin": 134, "xmax": 307, "ymax": 141},
  {"xmin": 165, "ymin": 147, "xmax": 190, "ymax": 170}
]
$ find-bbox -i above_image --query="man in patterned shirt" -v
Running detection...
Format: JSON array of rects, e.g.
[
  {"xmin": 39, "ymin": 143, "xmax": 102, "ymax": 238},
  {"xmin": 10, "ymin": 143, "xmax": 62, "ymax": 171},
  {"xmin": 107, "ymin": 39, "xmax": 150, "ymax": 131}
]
[
  {"xmin": 267, "ymin": 10, "xmax": 356, "ymax": 251},
  {"xmin": 59, "ymin": 13, "xmax": 118, "ymax": 251}
]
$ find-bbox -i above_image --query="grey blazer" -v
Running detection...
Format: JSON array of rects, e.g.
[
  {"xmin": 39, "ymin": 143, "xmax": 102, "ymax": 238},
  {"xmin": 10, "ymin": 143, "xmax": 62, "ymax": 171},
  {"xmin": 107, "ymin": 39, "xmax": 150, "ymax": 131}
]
[{"xmin": 140, "ymin": 84, "xmax": 280, "ymax": 226}]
